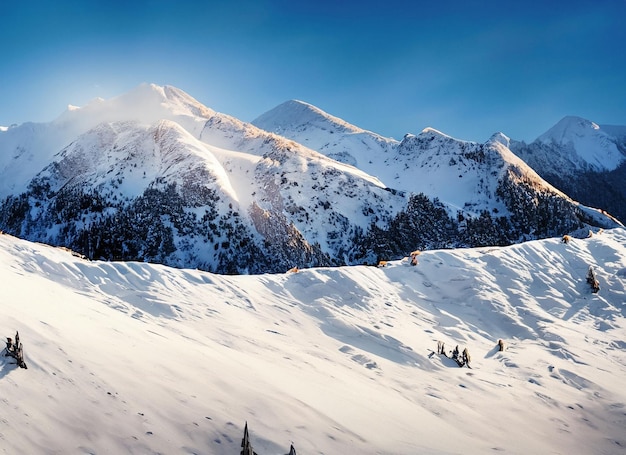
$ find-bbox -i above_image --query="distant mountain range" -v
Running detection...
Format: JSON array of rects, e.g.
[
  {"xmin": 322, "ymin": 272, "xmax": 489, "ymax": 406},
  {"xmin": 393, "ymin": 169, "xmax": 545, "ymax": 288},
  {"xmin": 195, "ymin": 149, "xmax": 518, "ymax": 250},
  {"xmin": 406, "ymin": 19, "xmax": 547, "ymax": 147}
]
[{"xmin": 0, "ymin": 84, "xmax": 622, "ymax": 273}]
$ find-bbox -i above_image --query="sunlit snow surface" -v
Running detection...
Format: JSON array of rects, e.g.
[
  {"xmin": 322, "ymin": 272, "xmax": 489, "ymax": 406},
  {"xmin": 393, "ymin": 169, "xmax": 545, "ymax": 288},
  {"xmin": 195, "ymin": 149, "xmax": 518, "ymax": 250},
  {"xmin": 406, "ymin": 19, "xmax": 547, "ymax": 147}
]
[{"xmin": 1, "ymin": 229, "xmax": 625, "ymax": 454}]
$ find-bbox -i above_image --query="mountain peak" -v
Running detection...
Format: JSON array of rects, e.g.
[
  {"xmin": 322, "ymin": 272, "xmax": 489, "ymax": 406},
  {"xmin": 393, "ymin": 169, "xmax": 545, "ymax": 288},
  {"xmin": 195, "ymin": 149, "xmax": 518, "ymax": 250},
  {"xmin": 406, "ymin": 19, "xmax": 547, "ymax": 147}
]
[
  {"xmin": 110, "ymin": 83, "xmax": 215, "ymax": 120},
  {"xmin": 49, "ymin": 83, "xmax": 216, "ymax": 144},
  {"xmin": 55, "ymin": 83, "xmax": 214, "ymax": 125},
  {"xmin": 537, "ymin": 116, "xmax": 600, "ymax": 144},
  {"xmin": 487, "ymin": 132, "xmax": 510, "ymax": 148},
  {"xmin": 251, "ymin": 99, "xmax": 396, "ymax": 169},
  {"xmin": 534, "ymin": 115, "xmax": 625, "ymax": 172},
  {"xmin": 253, "ymin": 99, "xmax": 364, "ymax": 136},
  {"xmin": 420, "ymin": 126, "xmax": 448, "ymax": 136}
]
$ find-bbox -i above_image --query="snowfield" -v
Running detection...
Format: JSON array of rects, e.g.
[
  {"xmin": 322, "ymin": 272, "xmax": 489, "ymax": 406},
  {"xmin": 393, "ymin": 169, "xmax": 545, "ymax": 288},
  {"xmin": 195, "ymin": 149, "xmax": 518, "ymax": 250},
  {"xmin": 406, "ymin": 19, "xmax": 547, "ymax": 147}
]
[{"xmin": 0, "ymin": 229, "xmax": 625, "ymax": 454}]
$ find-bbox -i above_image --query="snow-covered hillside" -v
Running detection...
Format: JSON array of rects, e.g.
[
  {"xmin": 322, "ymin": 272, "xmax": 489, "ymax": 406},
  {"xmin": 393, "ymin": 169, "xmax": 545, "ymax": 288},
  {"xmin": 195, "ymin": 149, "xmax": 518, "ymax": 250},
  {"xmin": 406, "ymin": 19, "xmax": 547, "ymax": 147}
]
[{"xmin": 1, "ymin": 229, "xmax": 625, "ymax": 454}]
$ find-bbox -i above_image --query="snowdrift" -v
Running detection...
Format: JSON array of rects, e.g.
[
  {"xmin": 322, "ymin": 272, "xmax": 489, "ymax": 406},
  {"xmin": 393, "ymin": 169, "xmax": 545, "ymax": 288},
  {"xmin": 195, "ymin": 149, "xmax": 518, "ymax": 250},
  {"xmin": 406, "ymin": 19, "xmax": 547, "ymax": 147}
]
[{"xmin": 0, "ymin": 228, "xmax": 625, "ymax": 454}]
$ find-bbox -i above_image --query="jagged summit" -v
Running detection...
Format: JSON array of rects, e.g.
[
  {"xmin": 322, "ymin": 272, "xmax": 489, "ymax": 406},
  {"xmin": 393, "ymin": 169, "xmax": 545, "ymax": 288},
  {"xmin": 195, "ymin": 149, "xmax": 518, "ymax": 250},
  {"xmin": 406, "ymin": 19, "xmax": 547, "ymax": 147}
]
[
  {"xmin": 400, "ymin": 127, "xmax": 471, "ymax": 150},
  {"xmin": 394, "ymin": 125, "xmax": 561, "ymax": 217},
  {"xmin": 418, "ymin": 127, "xmax": 466, "ymax": 142}
]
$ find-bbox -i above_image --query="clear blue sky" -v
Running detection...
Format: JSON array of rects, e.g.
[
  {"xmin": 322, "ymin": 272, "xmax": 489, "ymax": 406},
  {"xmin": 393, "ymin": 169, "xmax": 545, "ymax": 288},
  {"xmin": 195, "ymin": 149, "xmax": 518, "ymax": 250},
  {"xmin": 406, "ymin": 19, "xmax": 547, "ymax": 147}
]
[{"xmin": 1, "ymin": 0, "xmax": 625, "ymax": 142}]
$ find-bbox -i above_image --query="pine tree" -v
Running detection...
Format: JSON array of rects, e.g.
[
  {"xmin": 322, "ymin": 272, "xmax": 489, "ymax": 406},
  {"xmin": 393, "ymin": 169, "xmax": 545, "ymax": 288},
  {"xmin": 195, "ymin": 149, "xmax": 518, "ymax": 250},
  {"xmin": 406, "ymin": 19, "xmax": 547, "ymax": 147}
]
[{"xmin": 240, "ymin": 422, "xmax": 256, "ymax": 455}]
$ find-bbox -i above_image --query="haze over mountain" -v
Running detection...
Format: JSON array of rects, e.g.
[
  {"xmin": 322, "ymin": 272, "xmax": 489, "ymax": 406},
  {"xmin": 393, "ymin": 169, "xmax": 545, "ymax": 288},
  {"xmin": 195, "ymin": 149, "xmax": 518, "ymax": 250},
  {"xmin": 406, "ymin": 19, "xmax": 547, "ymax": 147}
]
[{"xmin": 0, "ymin": 84, "xmax": 621, "ymax": 274}]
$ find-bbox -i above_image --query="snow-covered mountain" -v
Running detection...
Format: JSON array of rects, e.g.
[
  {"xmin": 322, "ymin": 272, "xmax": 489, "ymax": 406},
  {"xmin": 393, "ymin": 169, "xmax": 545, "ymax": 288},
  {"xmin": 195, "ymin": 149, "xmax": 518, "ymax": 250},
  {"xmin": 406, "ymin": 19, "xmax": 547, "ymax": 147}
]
[
  {"xmin": 0, "ymin": 84, "xmax": 409, "ymax": 272},
  {"xmin": 519, "ymin": 115, "xmax": 626, "ymax": 174},
  {"xmin": 252, "ymin": 99, "xmax": 396, "ymax": 170},
  {"xmin": 252, "ymin": 99, "xmax": 620, "ymax": 241},
  {"xmin": 0, "ymin": 85, "xmax": 620, "ymax": 273},
  {"xmin": 0, "ymin": 85, "xmax": 217, "ymax": 199},
  {"xmin": 511, "ymin": 116, "xmax": 626, "ymax": 223},
  {"xmin": 253, "ymin": 100, "xmax": 608, "ymax": 219},
  {"xmin": 1, "ymin": 227, "xmax": 625, "ymax": 454}
]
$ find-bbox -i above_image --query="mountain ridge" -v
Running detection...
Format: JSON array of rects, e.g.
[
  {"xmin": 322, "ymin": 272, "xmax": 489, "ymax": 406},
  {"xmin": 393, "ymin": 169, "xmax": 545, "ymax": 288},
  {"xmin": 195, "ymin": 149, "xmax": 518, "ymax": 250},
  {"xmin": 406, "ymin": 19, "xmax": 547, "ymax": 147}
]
[{"xmin": 0, "ymin": 84, "xmax": 621, "ymax": 273}]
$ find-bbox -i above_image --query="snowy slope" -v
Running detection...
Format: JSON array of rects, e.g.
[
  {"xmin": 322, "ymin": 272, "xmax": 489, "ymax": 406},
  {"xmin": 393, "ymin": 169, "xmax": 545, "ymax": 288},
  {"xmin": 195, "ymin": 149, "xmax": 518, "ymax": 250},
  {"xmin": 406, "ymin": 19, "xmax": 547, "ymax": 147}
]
[
  {"xmin": 38, "ymin": 120, "xmax": 236, "ymax": 200},
  {"xmin": 1, "ymin": 229, "xmax": 625, "ymax": 454},
  {"xmin": 600, "ymin": 123, "xmax": 626, "ymax": 142}
]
